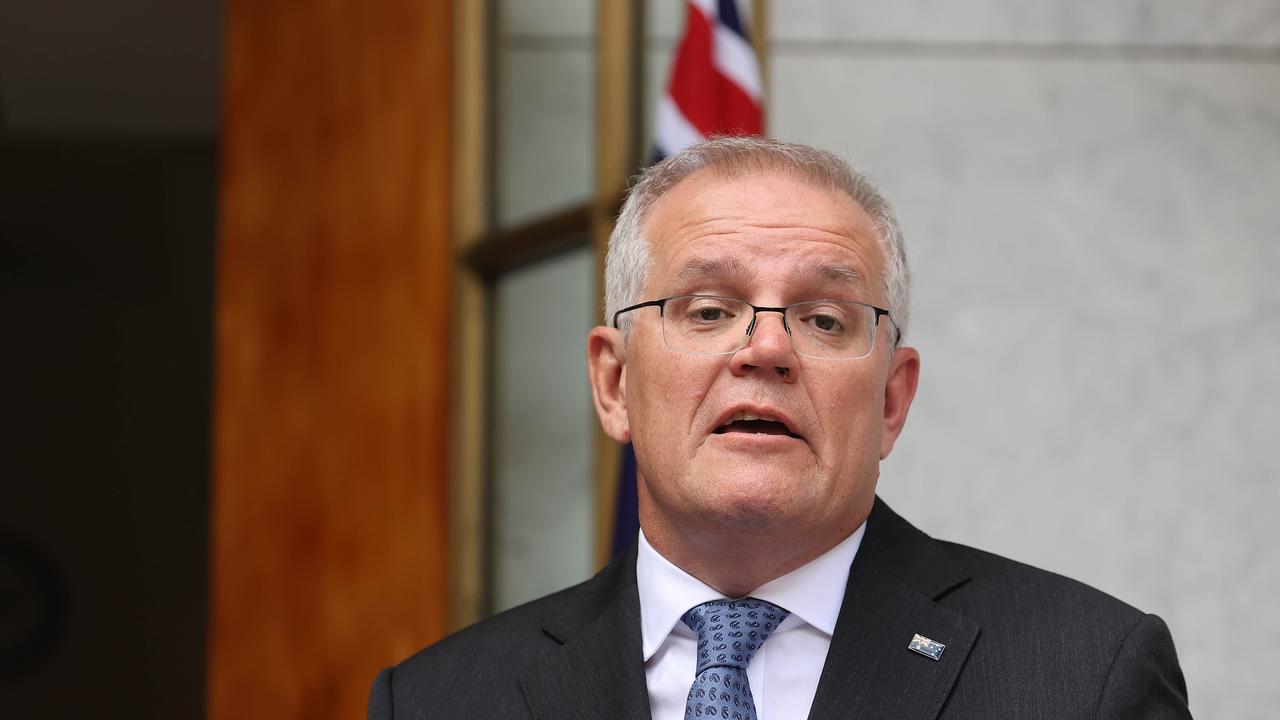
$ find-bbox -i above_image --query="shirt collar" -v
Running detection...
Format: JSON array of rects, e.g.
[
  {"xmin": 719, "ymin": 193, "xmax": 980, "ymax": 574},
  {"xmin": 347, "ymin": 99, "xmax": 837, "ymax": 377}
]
[{"xmin": 635, "ymin": 523, "xmax": 865, "ymax": 661}]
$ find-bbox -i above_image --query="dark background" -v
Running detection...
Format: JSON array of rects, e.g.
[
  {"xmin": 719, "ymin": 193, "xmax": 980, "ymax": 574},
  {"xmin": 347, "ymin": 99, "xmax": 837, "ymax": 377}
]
[{"xmin": 1, "ymin": 1, "xmax": 220, "ymax": 716}]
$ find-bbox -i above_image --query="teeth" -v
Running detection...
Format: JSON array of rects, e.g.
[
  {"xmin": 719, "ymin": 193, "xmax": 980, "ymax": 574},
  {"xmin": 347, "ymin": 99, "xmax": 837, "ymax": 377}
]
[{"xmin": 722, "ymin": 410, "xmax": 780, "ymax": 426}]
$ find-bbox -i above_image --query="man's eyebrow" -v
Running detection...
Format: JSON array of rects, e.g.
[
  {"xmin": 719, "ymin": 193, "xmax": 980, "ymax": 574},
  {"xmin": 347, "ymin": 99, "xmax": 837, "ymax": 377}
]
[
  {"xmin": 809, "ymin": 262, "xmax": 866, "ymax": 286},
  {"xmin": 675, "ymin": 257, "xmax": 751, "ymax": 281}
]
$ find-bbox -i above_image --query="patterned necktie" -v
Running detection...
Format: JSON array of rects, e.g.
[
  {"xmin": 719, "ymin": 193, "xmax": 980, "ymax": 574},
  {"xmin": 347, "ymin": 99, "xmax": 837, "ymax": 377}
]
[{"xmin": 681, "ymin": 598, "xmax": 790, "ymax": 720}]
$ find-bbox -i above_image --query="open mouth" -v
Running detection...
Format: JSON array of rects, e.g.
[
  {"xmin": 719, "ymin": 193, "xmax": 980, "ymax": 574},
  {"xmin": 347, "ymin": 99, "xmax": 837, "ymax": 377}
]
[{"xmin": 713, "ymin": 411, "xmax": 801, "ymax": 439}]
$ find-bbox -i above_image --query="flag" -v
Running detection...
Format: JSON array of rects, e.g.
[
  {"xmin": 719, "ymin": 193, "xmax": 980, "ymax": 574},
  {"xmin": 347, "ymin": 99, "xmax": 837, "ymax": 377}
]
[
  {"xmin": 613, "ymin": 0, "xmax": 764, "ymax": 556},
  {"xmin": 654, "ymin": 0, "xmax": 764, "ymax": 161}
]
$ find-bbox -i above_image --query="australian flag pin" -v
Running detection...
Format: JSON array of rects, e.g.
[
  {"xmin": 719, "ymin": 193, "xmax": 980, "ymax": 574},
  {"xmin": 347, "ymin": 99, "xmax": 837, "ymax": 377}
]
[{"xmin": 908, "ymin": 633, "xmax": 946, "ymax": 661}]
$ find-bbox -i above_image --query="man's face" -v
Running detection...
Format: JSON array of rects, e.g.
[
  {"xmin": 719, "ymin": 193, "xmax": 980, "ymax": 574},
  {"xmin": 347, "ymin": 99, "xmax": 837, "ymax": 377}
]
[{"xmin": 595, "ymin": 169, "xmax": 918, "ymax": 548}]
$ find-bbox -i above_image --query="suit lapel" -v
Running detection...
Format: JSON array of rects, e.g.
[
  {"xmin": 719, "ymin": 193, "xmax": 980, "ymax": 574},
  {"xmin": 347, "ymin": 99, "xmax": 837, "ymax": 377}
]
[
  {"xmin": 519, "ymin": 544, "xmax": 652, "ymax": 720},
  {"xmin": 807, "ymin": 499, "xmax": 981, "ymax": 720}
]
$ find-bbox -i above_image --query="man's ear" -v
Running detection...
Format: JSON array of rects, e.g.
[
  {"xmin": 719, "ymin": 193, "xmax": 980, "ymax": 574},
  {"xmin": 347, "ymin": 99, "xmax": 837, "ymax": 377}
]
[
  {"xmin": 880, "ymin": 345, "xmax": 920, "ymax": 459},
  {"xmin": 587, "ymin": 326, "xmax": 630, "ymax": 443}
]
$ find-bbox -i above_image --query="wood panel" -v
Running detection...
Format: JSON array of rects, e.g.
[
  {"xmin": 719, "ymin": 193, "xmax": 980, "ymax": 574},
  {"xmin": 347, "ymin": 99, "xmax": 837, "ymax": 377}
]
[
  {"xmin": 209, "ymin": 0, "xmax": 452, "ymax": 718},
  {"xmin": 449, "ymin": 0, "xmax": 492, "ymax": 631},
  {"xmin": 592, "ymin": 0, "xmax": 646, "ymax": 568}
]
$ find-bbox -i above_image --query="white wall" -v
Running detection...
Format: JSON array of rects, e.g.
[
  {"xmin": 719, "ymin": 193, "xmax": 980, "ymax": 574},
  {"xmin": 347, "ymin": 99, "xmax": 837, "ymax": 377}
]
[{"xmin": 762, "ymin": 3, "xmax": 1279, "ymax": 718}]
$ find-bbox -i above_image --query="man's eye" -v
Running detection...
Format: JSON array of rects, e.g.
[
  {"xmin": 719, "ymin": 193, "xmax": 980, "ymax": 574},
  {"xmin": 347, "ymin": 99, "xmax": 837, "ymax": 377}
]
[
  {"xmin": 809, "ymin": 313, "xmax": 844, "ymax": 333},
  {"xmin": 684, "ymin": 300, "xmax": 736, "ymax": 324}
]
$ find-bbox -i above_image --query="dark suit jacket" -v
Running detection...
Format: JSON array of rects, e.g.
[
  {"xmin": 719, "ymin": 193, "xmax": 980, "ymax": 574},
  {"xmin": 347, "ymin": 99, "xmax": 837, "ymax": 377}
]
[{"xmin": 369, "ymin": 498, "xmax": 1190, "ymax": 719}]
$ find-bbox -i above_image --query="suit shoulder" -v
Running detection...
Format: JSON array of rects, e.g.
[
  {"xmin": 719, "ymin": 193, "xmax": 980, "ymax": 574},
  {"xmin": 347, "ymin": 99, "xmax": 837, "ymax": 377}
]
[
  {"xmin": 933, "ymin": 539, "xmax": 1154, "ymax": 655},
  {"xmin": 867, "ymin": 498, "xmax": 1144, "ymax": 625},
  {"xmin": 940, "ymin": 540, "xmax": 1143, "ymax": 615},
  {"xmin": 396, "ymin": 578, "xmax": 591, "ymax": 677},
  {"xmin": 373, "ymin": 552, "xmax": 636, "ymax": 718},
  {"xmin": 924, "ymin": 541, "xmax": 1189, "ymax": 715},
  {"xmin": 370, "ymin": 584, "xmax": 587, "ymax": 719}
]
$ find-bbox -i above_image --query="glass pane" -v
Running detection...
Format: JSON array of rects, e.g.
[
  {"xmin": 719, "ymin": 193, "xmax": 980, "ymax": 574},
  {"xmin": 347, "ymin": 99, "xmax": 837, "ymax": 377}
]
[
  {"xmin": 496, "ymin": 0, "xmax": 595, "ymax": 227},
  {"xmin": 491, "ymin": 247, "xmax": 597, "ymax": 611}
]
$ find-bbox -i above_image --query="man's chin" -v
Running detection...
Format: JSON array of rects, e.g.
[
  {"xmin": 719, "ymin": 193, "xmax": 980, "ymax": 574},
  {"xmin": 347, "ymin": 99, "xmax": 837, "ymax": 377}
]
[
  {"xmin": 703, "ymin": 501, "xmax": 795, "ymax": 530},
  {"xmin": 687, "ymin": 468, "xmax": 817, "ymax": 526}
]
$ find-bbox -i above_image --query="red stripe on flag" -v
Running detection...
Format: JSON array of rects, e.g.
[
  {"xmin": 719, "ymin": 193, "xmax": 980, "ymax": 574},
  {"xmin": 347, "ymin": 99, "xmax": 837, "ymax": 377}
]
[
  {"xmin": 666, "ymin": 4, "xmax": 761, "ymax": 138},
  {"xmin": 667, "ymin": 5, "xmax": 718, "ymax": 136},
  {"xmin": 716, "ymin": 74, "xmax": 763, "ymax": 135}
]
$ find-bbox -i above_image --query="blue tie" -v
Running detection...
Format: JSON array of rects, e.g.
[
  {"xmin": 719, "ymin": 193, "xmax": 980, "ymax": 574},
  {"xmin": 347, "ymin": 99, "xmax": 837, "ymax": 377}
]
[{"xmin": 681, "ymin": 598, "xmax": 790, "ymax": 720}]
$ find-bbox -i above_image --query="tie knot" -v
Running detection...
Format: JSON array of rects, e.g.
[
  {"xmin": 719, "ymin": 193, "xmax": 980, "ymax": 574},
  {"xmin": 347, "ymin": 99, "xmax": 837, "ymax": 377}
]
[{"xmin": 681, "ymin": 598, "xmax": 789, "ymax": 673}]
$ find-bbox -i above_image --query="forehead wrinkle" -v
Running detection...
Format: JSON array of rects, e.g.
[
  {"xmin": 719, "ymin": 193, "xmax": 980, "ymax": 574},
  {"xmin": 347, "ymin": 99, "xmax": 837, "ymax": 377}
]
[
  {"xmin": 737, "ymin": 219, "xmax": 868, "ymax": 240},
  {"xmin": 685, "ymin": 220, "xmax": 866, "ymax": 246}
]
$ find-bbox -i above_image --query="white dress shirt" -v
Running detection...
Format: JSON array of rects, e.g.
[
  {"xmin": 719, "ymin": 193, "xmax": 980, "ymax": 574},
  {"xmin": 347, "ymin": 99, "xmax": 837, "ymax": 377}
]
[{"xmin": 636, "ymin": 524, "xmax": 865, "ymax": 720}]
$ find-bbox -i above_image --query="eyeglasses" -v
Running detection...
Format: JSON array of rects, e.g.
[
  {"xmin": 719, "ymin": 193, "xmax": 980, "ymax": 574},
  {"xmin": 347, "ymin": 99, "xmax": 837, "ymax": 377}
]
[{"xmin": 612, "ymin": 295, "xmax": 896, "ymax": 360}]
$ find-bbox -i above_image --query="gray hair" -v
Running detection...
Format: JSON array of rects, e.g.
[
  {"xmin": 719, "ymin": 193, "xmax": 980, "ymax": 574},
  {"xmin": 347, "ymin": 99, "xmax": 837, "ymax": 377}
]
[{"xmin": 604, "ymin": 136, "xmax": 911, "ymax": 344}]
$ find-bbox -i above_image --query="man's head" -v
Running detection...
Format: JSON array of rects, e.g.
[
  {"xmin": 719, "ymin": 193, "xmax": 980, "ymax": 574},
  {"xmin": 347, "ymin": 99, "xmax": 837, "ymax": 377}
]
[
  {"xmin": 605, "ymin": 137, "xmax": 912, "ymax": 342},
  {"xmin": 588, "ymin": 138, "xmax": 920, "ymax": 576}
]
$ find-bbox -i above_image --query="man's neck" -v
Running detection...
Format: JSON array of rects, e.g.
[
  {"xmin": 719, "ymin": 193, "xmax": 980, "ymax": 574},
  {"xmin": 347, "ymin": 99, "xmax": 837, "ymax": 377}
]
[{"xmin": 639, "ymin": 516, "xmax": 867, "ymax": 598}]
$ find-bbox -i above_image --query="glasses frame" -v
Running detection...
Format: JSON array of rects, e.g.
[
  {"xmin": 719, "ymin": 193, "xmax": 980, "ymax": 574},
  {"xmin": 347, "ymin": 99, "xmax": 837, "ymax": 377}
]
[{"xmin": 611, "ymin": 294, "xmax": 898, "ymax": 359}]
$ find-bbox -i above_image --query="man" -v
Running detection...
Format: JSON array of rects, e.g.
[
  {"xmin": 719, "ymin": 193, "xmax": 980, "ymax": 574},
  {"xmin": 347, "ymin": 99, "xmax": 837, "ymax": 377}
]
[{"xmin": 369, "ymin": 138, "xmax": 1191, "ymax": 719}]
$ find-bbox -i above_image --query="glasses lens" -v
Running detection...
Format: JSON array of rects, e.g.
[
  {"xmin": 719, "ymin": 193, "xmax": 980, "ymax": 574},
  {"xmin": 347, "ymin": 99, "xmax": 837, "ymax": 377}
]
[
  {"xmin": 787, "ymin": 301, "xmax": 876, "ymax": 359},
  {"xmin": 661, "ymin": 296, "xmax": 752, "ymax": 354}
]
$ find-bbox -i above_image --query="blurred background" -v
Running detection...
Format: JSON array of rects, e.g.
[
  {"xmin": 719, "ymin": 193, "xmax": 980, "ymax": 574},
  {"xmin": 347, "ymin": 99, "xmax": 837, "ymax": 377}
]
[{"xmin": 1, "ymin": 1, "xmax": 1277, "ymax": 719}]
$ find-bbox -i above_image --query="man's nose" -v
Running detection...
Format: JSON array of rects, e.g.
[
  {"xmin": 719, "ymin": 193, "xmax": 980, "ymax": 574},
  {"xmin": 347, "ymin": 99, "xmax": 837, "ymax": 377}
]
[{"xmin": 730, "ymin": 312, "xmax": 798, "ymax": 382}]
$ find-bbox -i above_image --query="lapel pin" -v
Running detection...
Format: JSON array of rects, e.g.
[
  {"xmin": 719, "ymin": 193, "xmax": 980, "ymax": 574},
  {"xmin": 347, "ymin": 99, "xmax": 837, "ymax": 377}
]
[{"xmin": 908, "ymin": 633, "xmax": 946, "ymax": 661}]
